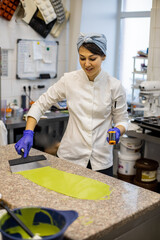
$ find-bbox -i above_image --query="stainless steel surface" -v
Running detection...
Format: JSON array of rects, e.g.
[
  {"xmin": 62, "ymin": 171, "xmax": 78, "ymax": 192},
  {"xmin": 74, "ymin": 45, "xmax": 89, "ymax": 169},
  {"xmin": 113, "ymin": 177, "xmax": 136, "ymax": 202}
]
[
  {"xmin": 5, "ymin": 112, "xmax": 69, "ymax": 144},
  {"xmin": 9, "ymin": 154, "xmax": 50, "ymax": 173},
  {"xmin": 127, "ymin": 130, "xmax": 160, "ymax": 144},
  {"xmin": 132, "ymin": 116, "xmax": 160, "ymax": 133},
  {"xmin": 139, "ymin": 88, "xmax": 160, "ymax": 117},
  {"xmin": 10, "ymin": 160, "xmax": 50, "ymax": 173}
]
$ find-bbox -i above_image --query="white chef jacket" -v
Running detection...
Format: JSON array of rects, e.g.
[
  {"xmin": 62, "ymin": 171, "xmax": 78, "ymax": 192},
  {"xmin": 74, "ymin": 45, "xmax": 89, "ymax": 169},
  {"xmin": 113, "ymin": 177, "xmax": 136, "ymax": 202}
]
[{"xmin": 27, "ymin": 69, "xmax": 129, "ymax": 171}]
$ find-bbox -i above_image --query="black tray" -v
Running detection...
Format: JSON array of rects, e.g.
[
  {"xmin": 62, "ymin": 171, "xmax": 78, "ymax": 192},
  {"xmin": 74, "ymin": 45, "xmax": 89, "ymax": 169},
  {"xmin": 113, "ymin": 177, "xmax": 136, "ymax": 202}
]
[{"xmin": 132, "ymin": 116, "xmax": 160, "ymax": 133}]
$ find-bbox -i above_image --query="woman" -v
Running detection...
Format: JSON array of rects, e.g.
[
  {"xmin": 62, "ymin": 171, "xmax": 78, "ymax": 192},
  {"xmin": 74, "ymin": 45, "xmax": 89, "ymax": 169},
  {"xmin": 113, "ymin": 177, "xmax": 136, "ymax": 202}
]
[{"xmin": 15, "ymin": 33, "xmax": 129, "ymax": 176}]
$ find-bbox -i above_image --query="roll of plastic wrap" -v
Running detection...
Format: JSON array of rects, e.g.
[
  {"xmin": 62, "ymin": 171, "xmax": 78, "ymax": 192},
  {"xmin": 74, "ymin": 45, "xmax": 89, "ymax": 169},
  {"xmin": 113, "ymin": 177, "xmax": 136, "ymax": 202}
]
[{"xmin": 139, "ymin": 81, "xmax": 160, "ymax": 91}]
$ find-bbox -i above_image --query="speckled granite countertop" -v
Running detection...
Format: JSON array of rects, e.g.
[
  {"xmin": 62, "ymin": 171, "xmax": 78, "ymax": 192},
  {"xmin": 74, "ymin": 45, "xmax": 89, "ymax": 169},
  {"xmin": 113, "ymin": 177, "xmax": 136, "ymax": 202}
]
[{"xmin": 0, "ymin": 144, "xmax": 160, "ymax": 240}]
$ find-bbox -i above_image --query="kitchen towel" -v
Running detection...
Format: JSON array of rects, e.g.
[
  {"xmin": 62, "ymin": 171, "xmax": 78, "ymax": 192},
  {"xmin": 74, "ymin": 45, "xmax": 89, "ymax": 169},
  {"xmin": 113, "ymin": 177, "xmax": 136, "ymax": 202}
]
[
  {"xmin": 17, "ymin": 166, "xmax": 112, "ymax": 200},
  {"xmin": 0, "ymin": 120, "xmax": 7, "ymax": 146}
]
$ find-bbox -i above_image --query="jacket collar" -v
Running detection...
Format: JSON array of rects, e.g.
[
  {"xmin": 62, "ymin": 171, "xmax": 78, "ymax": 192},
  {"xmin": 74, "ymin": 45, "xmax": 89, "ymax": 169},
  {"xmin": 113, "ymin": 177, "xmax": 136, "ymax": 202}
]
[{"xmin": 81, "ymin": 69, "xmax": 104, "ymax": 82}]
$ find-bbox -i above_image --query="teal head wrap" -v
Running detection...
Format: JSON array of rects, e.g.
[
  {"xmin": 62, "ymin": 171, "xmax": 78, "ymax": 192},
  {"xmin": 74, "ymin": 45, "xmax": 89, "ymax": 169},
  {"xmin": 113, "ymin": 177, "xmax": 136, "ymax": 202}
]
[{"xmin": 77, "ymin": 33, "xmax": 107, "ymax": 55}]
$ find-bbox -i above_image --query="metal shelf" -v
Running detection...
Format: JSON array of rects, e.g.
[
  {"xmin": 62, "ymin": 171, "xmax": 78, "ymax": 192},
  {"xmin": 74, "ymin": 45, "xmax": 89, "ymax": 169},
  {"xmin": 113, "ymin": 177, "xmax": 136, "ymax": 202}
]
[
  {"xmin": 133, "ymin": 71, "xmax": 147, "ymax": 74},
  {"xmin": 127, "ymin": 130, "xmax": 160, "ymax": 145},
  {"xmin": 132, "ymin": 56, "xmax": 148, "ymax": 102},
  {"xmin": 133, "ymin": 56, "xmax": 148, "ymax": 59}
]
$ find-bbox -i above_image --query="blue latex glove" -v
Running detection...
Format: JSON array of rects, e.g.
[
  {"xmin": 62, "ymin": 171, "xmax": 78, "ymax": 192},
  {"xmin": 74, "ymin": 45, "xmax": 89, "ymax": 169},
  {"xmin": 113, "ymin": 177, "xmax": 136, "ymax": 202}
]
[
  {"xmin": 15, "ymin": 130, "xmax": 34, "ymax": 158},
  {"xmin": 107, "ymin": 127, "xmax": 121, "ymax": 144}
]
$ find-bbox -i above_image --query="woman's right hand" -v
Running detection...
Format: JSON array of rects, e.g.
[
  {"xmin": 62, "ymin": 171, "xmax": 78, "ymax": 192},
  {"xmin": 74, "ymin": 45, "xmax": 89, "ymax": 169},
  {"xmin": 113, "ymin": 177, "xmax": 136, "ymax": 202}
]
[{"xmin": 15, "ymin": 130, "xmax": 34, "ymax": 158}]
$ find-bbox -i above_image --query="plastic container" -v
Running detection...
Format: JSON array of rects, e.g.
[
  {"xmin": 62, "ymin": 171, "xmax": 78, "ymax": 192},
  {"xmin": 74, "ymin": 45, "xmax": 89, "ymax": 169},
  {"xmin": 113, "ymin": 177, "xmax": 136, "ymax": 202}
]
[
  {"xmin": 133, "ymin": 178, "xmax": 158, "ymax": 192},
  {"xmin": 0, "ymin": 207, "xmax": 78, "ymax": 240},
  {"xmin": 157, "ymin": 168, "xmax": 160, "ymax": 182},
  {"xmin": 6, "ymin": 108, "xmax": 12, "ymax": 118},
  {"xmin": 117, "ymin": 172, "xmax": 135, "ymax": 183},
  {"xmin": 1, "ymin": 100, "xmax": 7, "ymax": 122},
  {"xmin": 12, "ymin": 105, "xmax": 20, "ymax": 118},
  {"xmin": 120, "ymin": 135, "xmax": 142, "ymax": 155},
  {"xmin": 118, "ymin": 151, "xmax": 141, "ymax": 176},
  {"xmin": 134, "ymin": 158, "xmax": 159, "ymax": 183}
]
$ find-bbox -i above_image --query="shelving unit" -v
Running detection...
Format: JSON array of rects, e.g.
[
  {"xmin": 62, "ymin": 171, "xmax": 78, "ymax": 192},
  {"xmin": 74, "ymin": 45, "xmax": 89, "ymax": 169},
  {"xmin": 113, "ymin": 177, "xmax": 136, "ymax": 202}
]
[{"xmin": 132, "ymin": 56, "xmax": 148, "ymax": 102}]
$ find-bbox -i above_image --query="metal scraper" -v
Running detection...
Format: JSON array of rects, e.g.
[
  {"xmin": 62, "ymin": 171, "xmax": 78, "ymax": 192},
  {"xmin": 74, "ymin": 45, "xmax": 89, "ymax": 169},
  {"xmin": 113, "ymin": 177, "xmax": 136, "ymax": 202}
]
[{"xmin": 8, "ymin": 154, "xmax": 50, "ymax": 173}]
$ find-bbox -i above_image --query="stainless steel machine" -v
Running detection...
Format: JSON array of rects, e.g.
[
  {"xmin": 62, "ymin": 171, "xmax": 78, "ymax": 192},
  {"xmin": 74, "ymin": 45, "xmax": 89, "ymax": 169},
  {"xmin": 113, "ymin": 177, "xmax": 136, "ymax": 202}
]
[
  {"xmin": 132, "ymin": 81, "xmax": 160, "ymax": 135},
  {"xmin": 139, "ymin": 81, "xmax": 160, "ymax": 117}
]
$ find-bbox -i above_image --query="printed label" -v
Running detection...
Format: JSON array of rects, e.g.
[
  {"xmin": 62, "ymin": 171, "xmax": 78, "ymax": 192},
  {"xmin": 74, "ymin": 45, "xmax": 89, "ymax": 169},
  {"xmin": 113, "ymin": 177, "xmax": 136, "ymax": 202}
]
[
  {"xmin": 118, "ymin": 160, "xmax": 136, "ymax": 175},
  {"xmin": 141, "ymin": 170, "xmax": 157, "ymax": 182}
]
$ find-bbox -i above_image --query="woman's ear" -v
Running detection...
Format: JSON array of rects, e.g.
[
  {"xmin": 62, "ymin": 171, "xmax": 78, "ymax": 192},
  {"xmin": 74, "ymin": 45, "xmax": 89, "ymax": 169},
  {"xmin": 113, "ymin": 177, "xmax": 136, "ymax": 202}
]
[{"xmin": 102, "ymin": 55, "xmax": 106, "ymax": 61}]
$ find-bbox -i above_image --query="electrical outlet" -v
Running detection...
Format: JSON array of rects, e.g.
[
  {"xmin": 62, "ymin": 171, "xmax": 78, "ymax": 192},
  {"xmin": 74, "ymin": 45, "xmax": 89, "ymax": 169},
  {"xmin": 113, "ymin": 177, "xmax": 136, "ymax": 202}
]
[{"xmin": 23, "ymin": 86, "xmax": 27, "ymax": 92}]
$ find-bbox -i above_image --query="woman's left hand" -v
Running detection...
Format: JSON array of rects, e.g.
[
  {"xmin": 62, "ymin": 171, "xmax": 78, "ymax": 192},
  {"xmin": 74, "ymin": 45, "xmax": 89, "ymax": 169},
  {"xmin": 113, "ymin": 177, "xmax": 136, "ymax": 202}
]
[{"xmin": 107, "ymin": 127, "xmax": 121, "ymax": 144}]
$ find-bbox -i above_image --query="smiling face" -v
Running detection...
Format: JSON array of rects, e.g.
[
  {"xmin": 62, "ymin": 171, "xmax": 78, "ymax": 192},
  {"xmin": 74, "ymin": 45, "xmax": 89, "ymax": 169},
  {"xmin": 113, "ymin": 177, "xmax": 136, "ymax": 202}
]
[{"xmin": 79, "ymin": 46, "xmax": 106, "ymax": 81}]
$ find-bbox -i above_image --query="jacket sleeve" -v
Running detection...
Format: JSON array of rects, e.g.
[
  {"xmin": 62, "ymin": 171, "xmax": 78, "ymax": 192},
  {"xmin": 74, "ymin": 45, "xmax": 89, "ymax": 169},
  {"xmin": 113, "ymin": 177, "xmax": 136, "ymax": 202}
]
[
  {"xmin": 27, "ymin": 75, "xmax": 66, "ymax": 122},
  {"xmin": 111, "ymin": 81, "xmax": 129, "ymax": 131}
]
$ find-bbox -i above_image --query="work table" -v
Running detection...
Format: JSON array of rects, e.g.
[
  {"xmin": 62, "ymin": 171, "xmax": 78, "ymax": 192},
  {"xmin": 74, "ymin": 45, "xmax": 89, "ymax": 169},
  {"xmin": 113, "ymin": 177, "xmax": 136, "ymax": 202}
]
[
  {"xmin": 5, "ymin": 111, "xmax": 69, "ymax": 144},
  {"xmin": 0, "ymin": 144, "xmax": 160, "ymax": 240}
]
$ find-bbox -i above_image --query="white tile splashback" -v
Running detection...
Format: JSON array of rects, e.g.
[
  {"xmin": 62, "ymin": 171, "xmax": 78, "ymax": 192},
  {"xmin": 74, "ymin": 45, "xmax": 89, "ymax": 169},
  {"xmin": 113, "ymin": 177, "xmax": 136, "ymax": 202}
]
[
  {"xmin": 147, "ymin": 0, "xmax": 160, "ymax": 81},
  {"xmin": 153, "ymin": 48, "xmax": 160, "ymax": 67},
  {"xmin": 154, "ymin": 28, "xmax": 160, "ymax": 48}
]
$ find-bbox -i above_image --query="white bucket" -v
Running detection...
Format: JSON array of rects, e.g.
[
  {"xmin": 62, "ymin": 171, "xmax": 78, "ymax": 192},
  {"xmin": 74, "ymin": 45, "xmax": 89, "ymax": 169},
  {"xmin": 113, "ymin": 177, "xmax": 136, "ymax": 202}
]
[
  {"xmin": 120, "ymin": 135, "xmax": 142, "ymax": 155},
  {"xmin": 118, "ymin": 151, "xmax": 141, "ymax": 175}
]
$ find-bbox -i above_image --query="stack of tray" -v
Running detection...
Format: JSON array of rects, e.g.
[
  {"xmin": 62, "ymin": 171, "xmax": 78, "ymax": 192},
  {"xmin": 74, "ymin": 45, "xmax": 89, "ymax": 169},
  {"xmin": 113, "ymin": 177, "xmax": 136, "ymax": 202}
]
[{"xmin": 133, "ymin": 116, "xmax": 160, "ymax": 134}]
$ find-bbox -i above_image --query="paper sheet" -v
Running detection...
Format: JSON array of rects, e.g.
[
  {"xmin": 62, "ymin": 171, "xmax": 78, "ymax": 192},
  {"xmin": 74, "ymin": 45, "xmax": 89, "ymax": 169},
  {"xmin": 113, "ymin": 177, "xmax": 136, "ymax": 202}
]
[
  {"xmin": 17, "ymin": 167, "xmax": 112, "ymax": 200},
  {"xmin": 32, "ymin": 41, "xmax": 43, "ymax": 60},
  {"xmin": 24, "ymin": 53, "xmax": 34, "ymax": 73}
]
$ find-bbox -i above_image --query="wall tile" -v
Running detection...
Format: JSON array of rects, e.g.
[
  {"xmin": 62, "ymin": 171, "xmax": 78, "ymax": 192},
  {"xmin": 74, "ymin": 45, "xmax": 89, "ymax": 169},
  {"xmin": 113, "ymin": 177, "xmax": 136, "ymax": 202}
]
[
  {"xmin": 148, "ymin": 27, "xmax": 155, "ymax": 48},
  {"xmin": 1, "ymin": 79, "xmax": 12, "ymax": 103},
  {"xmin": 157, "ymin": 0, "xmax": 160, "ymax": 8},
  {"xmin": 57, "ymin": 60, "xmax": 67, "ymax": 77},
  {"xmin": 154, "ymin": 28, "xmax": 160, "ymax": 47},
  {"xmin": 58, "ymin": 45, "xmax": 68, "ymax": 61},
  {"xmin": 152, "ymin": 0, "xmax": 157, "ymax": 9},
  {"xmin": 152, "ymin": 67, "xmax": 160, "ymax": 80},
  {"xmin": 150, "ymin": 10, "xmax": 156, "ymax": 28},
  {"xmin": 149, "ymin": 1, "xmax": 160, "ymax": 83},
  {"xmin": 147, "ymin": 67, "xmax": 153, "ymax": 81},
  {"xmin": 153, "ymin": 48, "xmax": 160, "ymax": 67},
  {"xmin": 155, "ymin": 9, "xmax": 160, "ymax": 27},
  {"xmin": 148, "ymin": 46, "xmax": 154, "ymax": 68}
]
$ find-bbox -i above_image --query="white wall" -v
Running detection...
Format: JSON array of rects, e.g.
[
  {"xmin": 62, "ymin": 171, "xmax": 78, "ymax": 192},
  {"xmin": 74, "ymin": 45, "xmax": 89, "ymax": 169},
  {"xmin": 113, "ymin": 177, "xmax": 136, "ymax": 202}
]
[
  {"xmin": 79, "ymin": 0, "xmax": 118, "ymax": 76},
  {"xmin": 0, "ymin": 0, "xmax": 122, "ymax": 108},
  {"xmin": 1, "ymin": 0, "xmax": 160, "ymax": 107},
  {"xmin": 144, "ymin": 0, "xmax": 160, "ymax": 167},
  {"xmin": 0, "ymin": 0, "xmax": 70, "ymax": 108},
  {"xmin": 68, "ymin": 0, "xmax": 82, "ymax": 72},
  {"xmin": 147, "ymin": 0, "xmax": 160, "ymax": 81}
]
